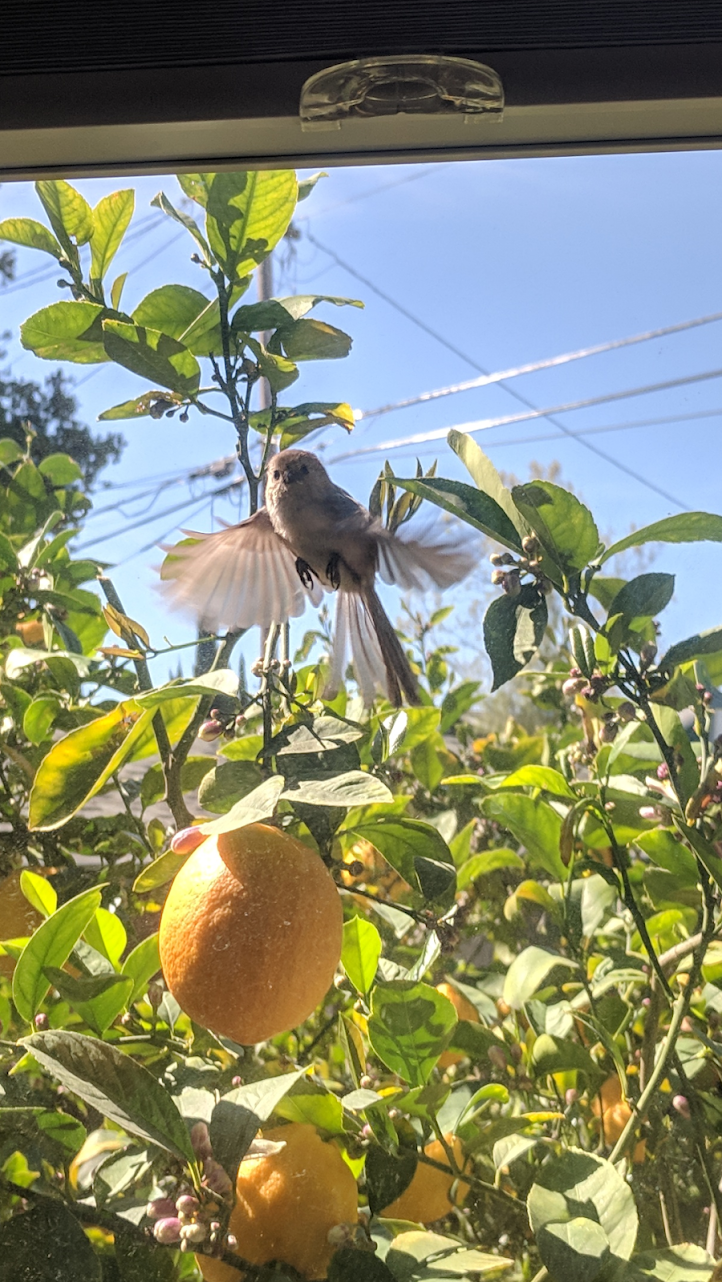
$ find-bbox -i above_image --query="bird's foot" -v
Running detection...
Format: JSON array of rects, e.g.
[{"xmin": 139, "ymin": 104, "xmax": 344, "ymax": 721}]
[
  {"xmin": 295, "ymin": 558, "xmax": 315, "ymax": 591},
  {"xmin": 326, "ymin": 554, "xmax": 341, "ymax": 591}
]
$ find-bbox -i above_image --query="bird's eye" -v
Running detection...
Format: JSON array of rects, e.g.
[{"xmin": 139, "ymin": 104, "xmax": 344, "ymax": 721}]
[
  {"xmin": 273, "ymin": 469, "xmax": 280, "ymax": 480},
  {"xmin": 300, "ymin": 464, "xmax": 308, "ymax": 476}
]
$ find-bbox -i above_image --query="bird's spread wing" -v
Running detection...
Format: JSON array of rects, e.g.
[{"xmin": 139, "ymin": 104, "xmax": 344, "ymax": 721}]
[
  {"xmin": 159, "ymin": 508, "xmax": 322, "ymax": 632},
  {"xmin": 375, "ymin": 520, "xmax": 478, "ymax": 592}
]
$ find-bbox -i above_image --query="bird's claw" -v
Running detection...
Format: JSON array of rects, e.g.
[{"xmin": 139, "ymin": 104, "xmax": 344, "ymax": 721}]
[
  {"xmin": 326, "ymin": 554, "xmax": 341, "ymax": 591},
  {"xmin": 295, "ymin": 558, "xmax": 315, "ymax": 591}
]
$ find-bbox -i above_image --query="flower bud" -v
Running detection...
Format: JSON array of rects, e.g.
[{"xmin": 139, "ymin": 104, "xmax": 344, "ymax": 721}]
[
  {"xmin": 487, "ymin": 1044, "xmax": 507, "ymax": 1071},
  {"xmin": 490, "ymin": 569, "xmax": 505, "ymax": 585},
  {"xmin": 175, "ymin": 1194, "xmax": 199, "ymax": 1216},
  {"xmin": 153, "ymin": 1217, "xmax": 182, "ymax": 1244},
  {"xmin": 34, "ymin": 1012, "xmax": 49, "ymax": 1031},
  {"xmin": 522, "ymin": 535, "xmax": 539, "ymax": 555},
  {"xmin": 226, "ymin": 1234, "xmax": 238, "ymax": 1251},
  {"xmin": 672, "ymin": 1094, "xmax": 691, "ymax": 1120},
  {"xmin": 170, "ymin": 827, "xmax": 205, "ymax": 855},
  {"xmin": 147, "ymin": 981, "xmax": 164, "ymax": 1011},
  {"xmin": 565, "ymin": 1088, "xmax": 578, "ymax": 1106},
  {"xmin": 600, "ymin": 721, "xmax": 618, "ymax": 744},
  {"xmin": 562, "ymin": 677, "xmax": 586, "ymax": 697},
  {"xmin": 345, "ymin": 860, "xmax": 364, "ymax": 877},
  {"xmin": 198, "ymin": 718, "xmax": 224, "ymax": 742},
  {"xmin": 501, "ymin": 570, "xmax": 521, "ymax": 597},
  {"xmin": 180, "ymin": 1222, "xmax": 207, "ymax": 1245},
  {"xmin": 656, "ymin": 762, "xmax": 670, "ymax": 781},
  {"xmin": 359, "ymin": 1074, "xmax": 374, "ymax": 1088},
  {"xmin": 327, "ymin": 1223, "xmax": 356, "ymax": 1248},
  {"xmin": 231, "ymin": 1075, "xmax": 243, "ymax": 1087},
  {"xmin": 190, "ymin": 1121, "xmax": 213, "ymax": 1161},
  {"xmin": 147, "ymin": 1197, "xmax": 176, "ymax": 1220},
  {"xmin": 640, "ymin": 642, "xmax": 657, "ymax": 668},
  {"xmin": 639, "ymin": 805, "xmax": 662, "ymax": 821}
]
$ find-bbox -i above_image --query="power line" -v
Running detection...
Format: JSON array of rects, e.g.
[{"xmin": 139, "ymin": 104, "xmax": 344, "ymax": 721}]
[
  {"xmin": 76, "ymin": 477, "xmax": 242, "ymax": 551},
  {"xmin": 297, "ymin": 166, "xmax": 434, "ymax": 223},
  {"xmin": 305, "ymin": 230, "xmax": 691, "ymax": 510},
  {"xmin": 331, "ymin": 364, "xmax": 722, "ymax": 509},
  {"xmin": 368, "ymin": 406, "xmax": 722, "ymax": 461},
  {"xmin": 355, "ymin": 309, "xmax": 722, "ymax": 421}
]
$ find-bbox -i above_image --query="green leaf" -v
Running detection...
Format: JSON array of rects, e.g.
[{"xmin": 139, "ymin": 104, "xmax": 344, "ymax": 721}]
[
  {"xmin": 512, "ymin": 479, "xmax": 601, "ymax": 575},
  {"xmin": 245, "ymin": 335, "xmax": 298, "ymax": 392},
  {"xmin": 341, "ymin": 816, "xmax": 456, "ymax": 906},
  {"xmin": 115, "ymin": 1235, "xmax": 176, "ymax": 1282},
  {"xmin": 0, "ymin": 216, "xmax": 62, "ymax": 258},
  {"xmin": 231, "ymin": 299, "xmax": 296, "ymax": 332},
  {"xmin": 280, "ymin": 318, "xmax": 352, "ymax": 361},
  {"xmin": 623, "ymin": 1244, "xmax": 715, "ymax": 1281},
  {"xmin": 392, "ymin": 476, "xmax": 523, "ymax": 551},
  {"xmin": 19, "ymin": 870, "xmax": 57, "ymax": 918},
  {"xmin": 25, "ymin": 1030, "xmax": 195, "ymax": 1162},
  {"xmin": 275, "ymin": 1081, "xmax": 345, "ymax": 1134},
  {"xmin": 43, "ymin": 966, "xmax": 133, "ymax": 1035},
  {"xmin": 484, "ymin": 584, "xmax": 549, "ymax": 690},
  {"xmin": 531, "ymin": 1033, "xmax": 599, "ymax": 1082},
  {"xmin": 275, "ymin": 715, "xmax": 364, "ymax": 755},
  {"xmin": 448, "ymin": 430, "xmax": 529, "ymax": 541},
  {"xmin": 36, "ymin": 179, "xmax": 94, "ymax": 249},
  {"xmin": 482, "ymin": 793, "xmax": 566, "ymax": 879},
  {"xmin": 0, "ymin": 1199, "xmax": 102, "ymax": 1282},
  {"xmin": 196, "ymin": 775, "xmax": 286, "ymax": 837},
  {"xmin": 282, "ymin": 770, "xmax": 393, "ymax": 807},
  {"xmin": 537, "ymin": 1218, "xmax": 611, "ymax": 1282},
  {"xmin": 205, "ymin": 169, "xmax": 298, "ymax": 278},
  {"xmin": 457, "ymin": 848, "xmax": 524, "ymax": 889},
  {"xmin": 0, "ymin": 437, "xmax": 24, "ymax": 466},
  {"xmin": 601, "ymin": 511, "xmax": 722, "ymax": 564},
  {"xmin": 132, "ymin": 283, "xmax": 211, "ymax": 341},
  {"xmin": 661, "ymin": 626, "xmax": 722, "ymax": 671},
  {"xmin": 500, "ymin": 765, "xmax": 575, "ymax": 798},
  {"xmin": 274, "ymin": 293, "xmax": 363, "ymax": 321},
  {"xmin": 368, "ymin": 980, "xmax": 458, "ymax": 1086},
  {"xmin": 12, "ymin": 886, "xmax": 102, "ymax": 1021},
  {"xmin": 97, "ymin": 390, "xmax": 183, "ymax": 420},
  {"xmin": 439, "ymin": 680, "xmax": 481, "ymax": 733},
  {"xmin": 102, "ymin": 320, "xmax": 200, "ymax": 395},
  {"xmin": 132, "ymin": 849, "xmax": 189, "ymax": 894},
  {"xmin": 329, "ymin": 1249, "xmax": 396, "ymax": 1281},
  {"xmin": 84, "ymin": 906, "xmax": 127, "ymax": 968},
  {"xmin": 607, "ymin": 573, "xmax": 675, "ymax": 623},
  {"xmin": 297, "ymin": 172, "xmax": 327, "ymax": 202},
  {"xmin": 198, "ymin": 759, "xmax": 264, "ymax": 814},
  {"xmin": 502, "ymin": 946, "xmax": 578, "ymax": 1010},
  {"xmin": 38, "ymin": 453, "xmax": 83, "ymax": 486},
  {"xmin": 121, "ymin": 933, "xmax": 161, "ymax": 1004},
  {"xmin": 21, "ymin": 694, "xmax": 59, "ymax": 745},
  {"xmin": 209, "ymin": 1068, "xmax": 307, "ymax": 1181},
  {"xmin": 673, "ymin": 819, "xmax": 722, "ymax": 893},
  {"xmin": 151, "ymin": 189, "xmax": 213, "ymax": 260},
  {"xmin": 385, "ymin": 1231, "xmax": 510, "ymax": 1278},
  {"xmin": 342, "ymin": 917, "xmax": 382, "ymax": 994},
  {"xmin": 365, "ymin": 1145, "xmax": 418, "ymax": 1217},
  {"xmin": 527, "ymin": 1148, "xmax": 638, "ymax": 1268},
  {"xmin": 110, "ymin": 271, "xmax": 127, "ymax": 311},
  {"xmin": 90, "ymin": 189, "xmax": 134, "ymax": 283},
  {"xmin": 21, "ymin": 301, "xmax": 110, "ymax": 364},
  {"xmin": 28, "ymin": 699, "xmax": 153, "ymax": 830},
  {"xmin": 635, "ymin": 829, "xmax": 698, "ymax": 885}
]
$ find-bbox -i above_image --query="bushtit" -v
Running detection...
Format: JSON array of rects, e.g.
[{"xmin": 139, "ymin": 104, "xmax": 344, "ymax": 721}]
[{"xmin": 160, "ymin": 448, "xmax": 474, "ymax": 706}]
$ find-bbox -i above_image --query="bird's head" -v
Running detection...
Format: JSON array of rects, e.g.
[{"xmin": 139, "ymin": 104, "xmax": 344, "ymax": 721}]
[{"xmin": 266, "ymin": 449, "xmax": 329, "ymax": 493}]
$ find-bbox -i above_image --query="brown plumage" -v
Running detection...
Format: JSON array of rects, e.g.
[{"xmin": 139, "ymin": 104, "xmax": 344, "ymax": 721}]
[{"xmin": 160, "ymin": 448, "xmax": 475, "ymax": 706}]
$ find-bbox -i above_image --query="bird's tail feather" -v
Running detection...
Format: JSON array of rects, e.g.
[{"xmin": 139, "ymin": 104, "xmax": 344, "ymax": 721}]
[{"xmin": 327, "ymin": 588, "xmax": 420, "ymax": 707}]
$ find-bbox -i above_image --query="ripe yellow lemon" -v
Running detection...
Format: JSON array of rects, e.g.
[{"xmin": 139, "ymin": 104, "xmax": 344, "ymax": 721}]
[
  {"xmin": 198, "ymin": 1123, "xmax": 358, "ymax": 1281},
  {"xmin": 592, "ymin": 1075, "xmax": 645, "ymax": 1163},
  {"xmin": 159, "ymin": 823, "xmax": 342, "ymax": 1044},
  {"xmin": 380, "ymin": 1135, "xmax": 470, "ymax": 1223},
  {"xmin": 0, "ymin": 870, "xmax": 43, "ymax": 979},
  {"xmin": 436, "ymin": 982, "xmax": 480, "ymax": 1069}
]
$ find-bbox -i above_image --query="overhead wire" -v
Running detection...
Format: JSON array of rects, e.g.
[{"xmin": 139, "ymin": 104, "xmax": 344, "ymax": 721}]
[
  {"xmin": 355, "ymin": 309, "xmax": 722, "ymax": 421},
  {"xmin": 305, "ymin": 230, "xmax": 692, "ymax": 510}
]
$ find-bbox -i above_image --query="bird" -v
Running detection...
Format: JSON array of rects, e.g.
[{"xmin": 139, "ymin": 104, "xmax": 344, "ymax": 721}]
[{"xmin": 159, "ymin": 448, "xmax": 475, "ymax": 706}]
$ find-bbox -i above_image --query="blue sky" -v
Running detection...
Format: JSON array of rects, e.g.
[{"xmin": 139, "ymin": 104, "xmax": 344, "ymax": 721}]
[{"xmin": 1, "ymin": 151, "xmax": 721, "ymax": 685}]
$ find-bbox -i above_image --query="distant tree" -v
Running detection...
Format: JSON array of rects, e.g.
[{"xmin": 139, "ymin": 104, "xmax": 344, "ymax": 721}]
[
  {"xmin": 0, "ymin": 248, "xmax": 14, "ymax": 284},
  {"xmin": 0, "ymin": 360, "xmax": 123, "ymax": 487}
]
